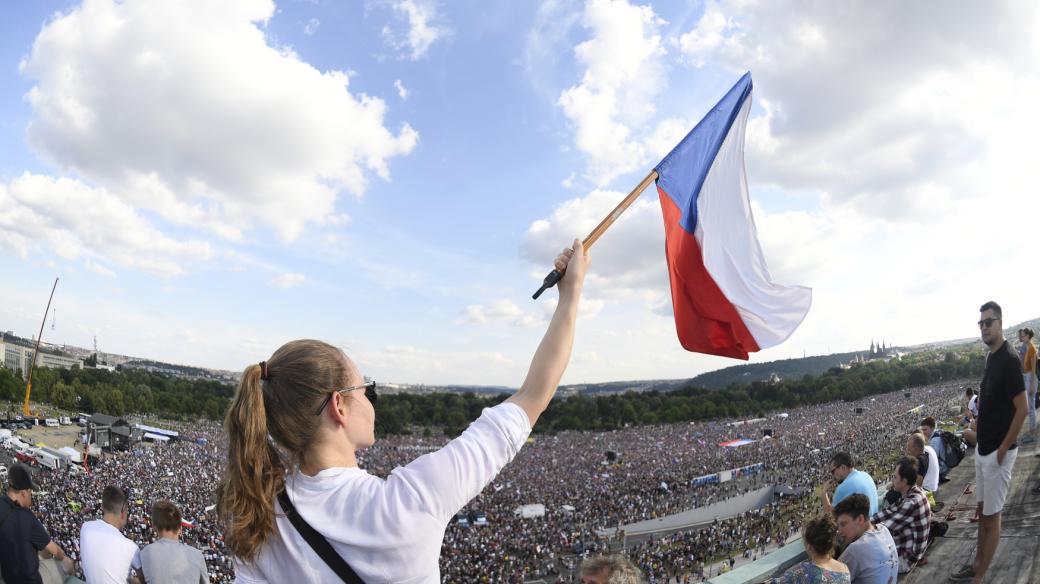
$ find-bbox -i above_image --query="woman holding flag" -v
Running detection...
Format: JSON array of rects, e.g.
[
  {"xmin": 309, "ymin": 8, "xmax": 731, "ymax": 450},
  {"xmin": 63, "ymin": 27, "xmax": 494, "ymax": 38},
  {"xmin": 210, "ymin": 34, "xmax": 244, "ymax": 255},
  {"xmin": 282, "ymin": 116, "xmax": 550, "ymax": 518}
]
[{"xmin": 217, "ymin": 241, "xmax": 589, "ymax": 583}]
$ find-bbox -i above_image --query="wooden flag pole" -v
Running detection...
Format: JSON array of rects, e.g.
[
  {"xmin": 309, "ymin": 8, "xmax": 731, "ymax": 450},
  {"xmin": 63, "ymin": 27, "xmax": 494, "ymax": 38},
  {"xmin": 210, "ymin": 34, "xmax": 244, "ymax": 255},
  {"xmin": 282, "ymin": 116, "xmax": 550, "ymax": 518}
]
[{"xmin": 532, "ymin": 169, "xmax": 659, "ymax": 299}]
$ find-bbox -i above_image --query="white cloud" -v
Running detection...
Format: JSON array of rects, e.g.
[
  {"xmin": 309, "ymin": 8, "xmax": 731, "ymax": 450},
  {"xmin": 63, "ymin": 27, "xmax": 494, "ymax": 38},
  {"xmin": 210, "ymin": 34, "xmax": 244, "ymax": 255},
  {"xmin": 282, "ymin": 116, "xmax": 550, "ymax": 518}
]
[
  {"xmin": 461, "ymin": 300, "xmax": 543, "ymax": 327},
  {"xmin": 355, "ymin": 344, "xmax": 518, "ymax": 385},
  {"xmin": 676, "ymin": 1, "xmax": 1040, "ymax": 223},
  {"xmin": 677, "ymin": 3, "xmax": 732, "ymax": 66},
  {"xmin": 84, "ymin": 259, "xmax": 116, "ymax": 277},
  {"xmin": 381, "ymin": 0, "xmax": 447, "ymax": 60},
  {"xmin": 522, "ymin": 189, "xmax": 668, "ymax": 302},
  {"xmin": 20, "ymin": 0, "xmax": 418, "ymax": 244},
  {"xmin": 522, "ymin": 0, "xmax": 582, "ymax": 101},
  {"xmin": 0, "ymin": 173, "xmax": 213, "ymax": 277},
  {"xmin": 324, "ymin": 213, "xmax": 351, "ymax": 227},
  {"xmin": 271, "ymin": 272, "xmax": 306, "ymax": 288},
  {"xmin": 303, "ymin": 17, "xmax": 320, "ymax": 35},
  {"xmin": 394, "ymin": 79, "xmax": 409, "ymax": 100},
  {"xmin": 0, "ymin": 284, "xmax": 288, "ymax": 371},
  {"xmin": 557, "ymin": 0, "xmax": 670, "ymax": 186}
]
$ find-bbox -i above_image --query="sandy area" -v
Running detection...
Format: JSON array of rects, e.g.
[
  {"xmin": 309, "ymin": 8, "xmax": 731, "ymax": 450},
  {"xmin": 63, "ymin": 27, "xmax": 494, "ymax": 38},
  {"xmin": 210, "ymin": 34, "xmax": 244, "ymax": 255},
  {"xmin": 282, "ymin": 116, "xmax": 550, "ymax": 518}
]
[{"xmin": 15, "ymin": 423, "xmax": 85, "ymax": 449}]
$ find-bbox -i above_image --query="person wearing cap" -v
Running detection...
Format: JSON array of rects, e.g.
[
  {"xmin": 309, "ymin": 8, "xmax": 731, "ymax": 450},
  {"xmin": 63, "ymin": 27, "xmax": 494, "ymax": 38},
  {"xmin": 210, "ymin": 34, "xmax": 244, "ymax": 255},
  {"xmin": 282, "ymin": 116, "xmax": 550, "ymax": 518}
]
[{"xmin": 0, "ymin": 463, "xmax": 75, "ymax": 583}]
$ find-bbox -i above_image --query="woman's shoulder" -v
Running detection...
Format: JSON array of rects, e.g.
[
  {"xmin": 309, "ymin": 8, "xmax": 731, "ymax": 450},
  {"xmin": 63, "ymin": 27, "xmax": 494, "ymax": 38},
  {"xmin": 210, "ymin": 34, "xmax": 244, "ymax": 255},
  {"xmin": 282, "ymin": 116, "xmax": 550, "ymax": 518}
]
[
  {"xmin": 823, "ymin": 560, "xmax": 850, "ymax": 574},
  {"xmin": 821, "ymin": 560, "xmax": 851, "ymax": 582}
]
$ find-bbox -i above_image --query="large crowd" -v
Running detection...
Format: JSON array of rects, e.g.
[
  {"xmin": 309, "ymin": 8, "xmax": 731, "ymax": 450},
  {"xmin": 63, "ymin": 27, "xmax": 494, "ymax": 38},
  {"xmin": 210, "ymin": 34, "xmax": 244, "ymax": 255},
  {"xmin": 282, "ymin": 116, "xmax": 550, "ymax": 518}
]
[
  {"xmin": 4, "ymin": 379, "xmax": 966, "ymax": 583},
  {"xmin": 8, "ymin": 424, "xmax": 234, "ymax": 582}
]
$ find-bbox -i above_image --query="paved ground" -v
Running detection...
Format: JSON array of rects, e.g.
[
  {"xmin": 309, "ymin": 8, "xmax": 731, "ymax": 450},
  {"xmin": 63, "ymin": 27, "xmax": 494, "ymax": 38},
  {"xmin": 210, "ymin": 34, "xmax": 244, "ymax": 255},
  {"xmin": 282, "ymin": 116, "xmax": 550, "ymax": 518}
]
[{"xmin": 903, "ymin": 442, "xmax": 1040, "ymax": 584}]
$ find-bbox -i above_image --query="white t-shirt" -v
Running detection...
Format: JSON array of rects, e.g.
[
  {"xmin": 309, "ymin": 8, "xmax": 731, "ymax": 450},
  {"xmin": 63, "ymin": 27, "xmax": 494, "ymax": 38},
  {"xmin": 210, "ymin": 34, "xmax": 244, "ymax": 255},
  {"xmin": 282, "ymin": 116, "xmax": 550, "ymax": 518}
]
[
  {"xmin": 922, "ymin": 445, "xmax": 940, "ymax": 492},
  {"xmin": 968, "ymin": 395, "xmax": 979, "ymax": 417},
  {"xmin": 234, "ymin": 402, "xmax": 532, "ymax": 584},
  {"xmin": 79, "ymin": 519, "xmax": 141, "ymax": 584}
]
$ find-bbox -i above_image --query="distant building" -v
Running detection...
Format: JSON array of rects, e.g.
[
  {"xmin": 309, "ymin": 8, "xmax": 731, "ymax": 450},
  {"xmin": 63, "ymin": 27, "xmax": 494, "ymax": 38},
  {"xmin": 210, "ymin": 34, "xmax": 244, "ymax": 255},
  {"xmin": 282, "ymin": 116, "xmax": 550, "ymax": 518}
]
[
  {"xmin": 0, "ymin": 341, "xmax": 83, "ymax": 377},
  {"xmin": 848, "ymin": 339, "xmax": 897, "ymax": 367},
  {"xmin": 869, "ymin": 339, "xmax": 892, "ymax": 359}
]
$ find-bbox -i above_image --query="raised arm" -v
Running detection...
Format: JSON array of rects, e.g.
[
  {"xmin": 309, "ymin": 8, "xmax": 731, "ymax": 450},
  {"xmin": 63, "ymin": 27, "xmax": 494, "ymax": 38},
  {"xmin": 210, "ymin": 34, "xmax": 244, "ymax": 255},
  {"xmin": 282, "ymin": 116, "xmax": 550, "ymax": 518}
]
[{"xmin": 507, "ymin": 239, "xmax": 589, "ymax": 426}]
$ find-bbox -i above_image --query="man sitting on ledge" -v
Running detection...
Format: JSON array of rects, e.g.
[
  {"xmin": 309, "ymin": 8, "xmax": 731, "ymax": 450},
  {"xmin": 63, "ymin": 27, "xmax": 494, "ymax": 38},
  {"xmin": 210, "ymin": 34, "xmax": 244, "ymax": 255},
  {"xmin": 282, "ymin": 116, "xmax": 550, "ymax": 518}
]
[
  {"xmin": 871, "ymin": 457, "xmax": 931, "ymax": 573},
  {"xmin": 823, "ymin": 452, "xmax": 878, "ymax": 518},
  {"xmin": 834, "ymin": 493, "xmax": 899, "ymax": 584}
]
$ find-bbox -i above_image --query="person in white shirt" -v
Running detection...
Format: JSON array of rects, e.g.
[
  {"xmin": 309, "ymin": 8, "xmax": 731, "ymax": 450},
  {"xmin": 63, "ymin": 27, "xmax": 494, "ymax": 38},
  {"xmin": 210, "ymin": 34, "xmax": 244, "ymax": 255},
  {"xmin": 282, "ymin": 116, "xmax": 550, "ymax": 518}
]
[
  {"xmin": 79, "ymin": 485, "xmax": 142, "ymax": 584},
  {"xmin": 906, "ymin": 432, "xmax": 939, "ymax": 493},
  {"xmin": 962, "ymin": 387, "xmax": 979, "ymax": 447},
  {"xmin": 139, "ymin": 500, "xmax": 208, "ymax": 584},
  {"xmin": 217, "ymin": 240, "xmax": 591, "ymax": 583}
]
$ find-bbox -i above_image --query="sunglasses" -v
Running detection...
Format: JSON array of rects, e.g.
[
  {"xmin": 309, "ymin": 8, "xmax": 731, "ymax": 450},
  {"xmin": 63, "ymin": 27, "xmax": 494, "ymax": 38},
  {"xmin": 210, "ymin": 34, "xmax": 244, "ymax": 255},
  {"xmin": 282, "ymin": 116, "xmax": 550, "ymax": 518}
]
[
  {"xmin": 314, "ymin": 382, "xmax": 378, "ymax": 416},
  {"xmin": 977, "ymin": 317, "xmax": 1000, "ymax": 329}
]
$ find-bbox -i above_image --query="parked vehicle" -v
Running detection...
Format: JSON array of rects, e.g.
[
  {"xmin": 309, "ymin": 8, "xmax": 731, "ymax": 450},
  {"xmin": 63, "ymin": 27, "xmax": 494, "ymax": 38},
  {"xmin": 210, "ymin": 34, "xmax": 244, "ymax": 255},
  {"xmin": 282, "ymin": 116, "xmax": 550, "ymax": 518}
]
[
  {"xmin": 44, "ymin": 419, "xmax": 59, "ymax": 428},
  {"xmin": 59, "ymin": 417, "xmax": 72, "ymax": 425},
  {"xmin": 34, "ymin": 450, "xmax": 60, "ymax": 470},
  {"xmin": 40, "ymin": 447, "xmax": 70, "ymax": 468}
]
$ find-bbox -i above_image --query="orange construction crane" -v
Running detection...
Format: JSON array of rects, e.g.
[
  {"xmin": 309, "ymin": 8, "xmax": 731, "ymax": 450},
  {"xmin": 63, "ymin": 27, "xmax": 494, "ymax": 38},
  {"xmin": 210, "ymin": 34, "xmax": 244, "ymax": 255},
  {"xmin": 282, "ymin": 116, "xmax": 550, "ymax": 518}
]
[{"xmin": 23, "ymin": 278, "xmax": 59, "ymax": 417}]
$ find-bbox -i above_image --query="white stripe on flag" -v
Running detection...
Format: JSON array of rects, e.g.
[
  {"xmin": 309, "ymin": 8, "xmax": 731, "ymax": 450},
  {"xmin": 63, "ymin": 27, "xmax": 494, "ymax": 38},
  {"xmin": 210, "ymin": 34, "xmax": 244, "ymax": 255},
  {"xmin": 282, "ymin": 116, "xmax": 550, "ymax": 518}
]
[{"xmin": 693, "ymin": 92, "xmax": 812, "ymax": 349}]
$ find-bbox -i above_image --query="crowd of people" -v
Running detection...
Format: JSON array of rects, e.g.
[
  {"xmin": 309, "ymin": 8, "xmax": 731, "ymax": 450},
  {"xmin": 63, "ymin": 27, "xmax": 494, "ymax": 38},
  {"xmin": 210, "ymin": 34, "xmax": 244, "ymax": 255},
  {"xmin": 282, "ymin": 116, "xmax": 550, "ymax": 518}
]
[
  {"xmin": 2, "ymin": 422, "xmax": 233, "ymax": 582},
  {"xmin": 0, "ymin": 301, "xmax": 1033, "ymax": 584},
  {"xmin": 2, "ymin": 377, "xmax": 967, "ymax": 583}
]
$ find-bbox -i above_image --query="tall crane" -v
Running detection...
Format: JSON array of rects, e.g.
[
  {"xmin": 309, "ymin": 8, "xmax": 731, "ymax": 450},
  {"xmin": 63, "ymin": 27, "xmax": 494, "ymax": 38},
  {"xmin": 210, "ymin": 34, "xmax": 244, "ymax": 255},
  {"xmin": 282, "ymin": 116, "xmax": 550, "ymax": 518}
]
[{"xmin": 23, "ymin": 278, "xmax": 59, "ymax": 417}]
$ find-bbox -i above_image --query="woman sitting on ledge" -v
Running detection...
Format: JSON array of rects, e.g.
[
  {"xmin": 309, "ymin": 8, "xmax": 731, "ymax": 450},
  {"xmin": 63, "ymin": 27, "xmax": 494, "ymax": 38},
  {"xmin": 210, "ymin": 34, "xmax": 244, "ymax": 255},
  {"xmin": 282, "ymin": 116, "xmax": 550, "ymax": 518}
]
[{"xmin": 770, "ymin": 515, "xmax": 850, "ymax": 584}]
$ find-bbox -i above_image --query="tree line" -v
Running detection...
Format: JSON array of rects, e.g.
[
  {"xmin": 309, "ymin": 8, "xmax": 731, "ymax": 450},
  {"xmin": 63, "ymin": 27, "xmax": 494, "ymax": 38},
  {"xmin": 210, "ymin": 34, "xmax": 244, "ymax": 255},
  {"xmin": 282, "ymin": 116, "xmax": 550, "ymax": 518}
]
[
  {"xmin": 382, "ymin": 350, "xmax": 983, "ymax": 435},
  {"xmin": 0, "ymin": 365, "xmax": 232, "ymax": 420},
  {"xmin": 1, "ymin": 349, "xmax": 984, "ymax": 432}
]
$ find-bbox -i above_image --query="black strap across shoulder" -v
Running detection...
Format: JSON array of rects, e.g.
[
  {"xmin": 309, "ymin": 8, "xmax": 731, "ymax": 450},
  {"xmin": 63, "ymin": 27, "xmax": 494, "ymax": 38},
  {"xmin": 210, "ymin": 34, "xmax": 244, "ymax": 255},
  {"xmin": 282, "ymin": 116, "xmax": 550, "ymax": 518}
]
[{"xmin": 277, "ymin": 490, "xmax": 366, "ymax": 584}]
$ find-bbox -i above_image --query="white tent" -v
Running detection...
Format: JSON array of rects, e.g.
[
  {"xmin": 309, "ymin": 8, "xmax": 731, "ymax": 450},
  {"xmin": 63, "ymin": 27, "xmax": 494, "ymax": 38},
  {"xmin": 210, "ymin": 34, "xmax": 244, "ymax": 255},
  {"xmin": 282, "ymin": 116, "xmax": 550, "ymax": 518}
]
[
  {"xmin": 143, "ymin": 432, "xmax": 170, "ymax": 443},
  {"xmin": 513, "ymin": 504, "xmax": 546, "ymax": 519},
  {"xmin": 57, "ymin": 447, "xmax": 82, "ymax": 464}
]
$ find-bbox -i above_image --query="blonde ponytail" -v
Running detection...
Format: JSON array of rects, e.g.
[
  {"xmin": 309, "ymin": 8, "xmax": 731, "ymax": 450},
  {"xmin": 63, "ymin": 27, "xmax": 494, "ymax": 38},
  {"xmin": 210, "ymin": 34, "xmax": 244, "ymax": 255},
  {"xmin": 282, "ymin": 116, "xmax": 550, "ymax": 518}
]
[
  {"xmin": 216, "ymin": 340, "xmax": 351, "ymax": 560},
  {"xmin": 217, "ymin": 364, "xmax": 284, "ymax": 560}
]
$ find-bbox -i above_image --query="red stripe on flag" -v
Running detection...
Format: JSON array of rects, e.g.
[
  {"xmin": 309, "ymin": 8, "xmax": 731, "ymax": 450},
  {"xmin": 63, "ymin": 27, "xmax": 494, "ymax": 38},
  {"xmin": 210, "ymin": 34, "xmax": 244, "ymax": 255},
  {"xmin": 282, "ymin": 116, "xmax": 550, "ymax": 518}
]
[{"xmin": 659, "ymin": 186, "xmax": 759, "ymax": 359}]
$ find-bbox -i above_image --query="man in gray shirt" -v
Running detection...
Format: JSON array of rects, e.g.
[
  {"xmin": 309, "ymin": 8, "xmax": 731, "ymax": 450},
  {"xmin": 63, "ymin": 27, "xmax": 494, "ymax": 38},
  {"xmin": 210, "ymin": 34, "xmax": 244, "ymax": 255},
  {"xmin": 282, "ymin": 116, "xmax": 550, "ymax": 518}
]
[
  {"xmin": 140, "ymin": 500, "xmax": 208, "ymax": 584},
  {"xmin": 834, "ymin": 494, "xmax": 899, "ymax": 584}
]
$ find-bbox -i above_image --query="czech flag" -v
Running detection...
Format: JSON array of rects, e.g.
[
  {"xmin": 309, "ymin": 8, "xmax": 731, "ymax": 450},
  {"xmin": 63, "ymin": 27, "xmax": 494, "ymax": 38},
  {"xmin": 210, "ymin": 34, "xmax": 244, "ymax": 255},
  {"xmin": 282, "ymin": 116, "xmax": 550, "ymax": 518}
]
[{"xmin": 654, "ymin": 72, "xmax": 811, "ymax": 360}]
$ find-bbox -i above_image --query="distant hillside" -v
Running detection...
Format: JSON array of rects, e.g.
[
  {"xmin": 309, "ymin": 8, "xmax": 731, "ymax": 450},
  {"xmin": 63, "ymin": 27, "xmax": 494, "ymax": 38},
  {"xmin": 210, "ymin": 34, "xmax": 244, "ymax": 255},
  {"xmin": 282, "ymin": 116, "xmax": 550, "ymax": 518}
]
[{"xmin": 686, "ymin": 351, "xmax": 864, "ymax": 389}]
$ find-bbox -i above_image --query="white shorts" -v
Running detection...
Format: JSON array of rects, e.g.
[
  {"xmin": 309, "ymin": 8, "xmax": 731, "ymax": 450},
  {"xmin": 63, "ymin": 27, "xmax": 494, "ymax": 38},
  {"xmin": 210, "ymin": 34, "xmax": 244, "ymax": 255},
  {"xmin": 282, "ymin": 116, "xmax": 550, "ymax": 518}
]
[{"xmin": 975, "ymin": 447, "xmax": 1018, "ymax": 516}]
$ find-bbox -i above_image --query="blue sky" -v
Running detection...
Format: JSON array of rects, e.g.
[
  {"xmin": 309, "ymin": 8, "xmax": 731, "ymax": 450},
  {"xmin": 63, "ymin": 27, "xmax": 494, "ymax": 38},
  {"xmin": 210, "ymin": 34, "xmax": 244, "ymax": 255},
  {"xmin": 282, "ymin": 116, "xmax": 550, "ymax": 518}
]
[{"xmin": 0, "ymin": 0, "xmax": 1037, "ymax": 386}]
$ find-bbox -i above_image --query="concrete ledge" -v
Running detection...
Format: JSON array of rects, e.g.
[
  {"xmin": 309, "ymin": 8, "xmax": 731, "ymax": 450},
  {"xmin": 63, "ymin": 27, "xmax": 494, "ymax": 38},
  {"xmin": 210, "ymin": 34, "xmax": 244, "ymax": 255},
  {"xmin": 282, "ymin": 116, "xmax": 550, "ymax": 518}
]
[{"xmin": 706, "ymin": 537, "xmax": 805, "ymax": 584}]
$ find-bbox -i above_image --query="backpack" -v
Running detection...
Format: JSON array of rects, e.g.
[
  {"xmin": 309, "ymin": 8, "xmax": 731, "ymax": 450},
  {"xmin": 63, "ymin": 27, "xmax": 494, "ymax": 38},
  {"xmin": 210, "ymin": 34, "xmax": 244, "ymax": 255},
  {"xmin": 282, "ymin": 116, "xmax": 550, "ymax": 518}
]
[{"xmin": 938, "ymin": 430, "xmax": 966, "ymax": 469}]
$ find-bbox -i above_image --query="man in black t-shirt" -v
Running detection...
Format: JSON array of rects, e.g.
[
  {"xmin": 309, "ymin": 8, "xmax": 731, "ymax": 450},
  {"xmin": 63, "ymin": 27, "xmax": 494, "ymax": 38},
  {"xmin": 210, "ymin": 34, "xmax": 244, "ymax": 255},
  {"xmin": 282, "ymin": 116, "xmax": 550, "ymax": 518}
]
[
  {"xmin": 950, "ymin": 301, "xmax": 1027, "ymax": 583},
  {"xmin": 0, "ymin": 463, "xmax": 75, "ymax": 583}
]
